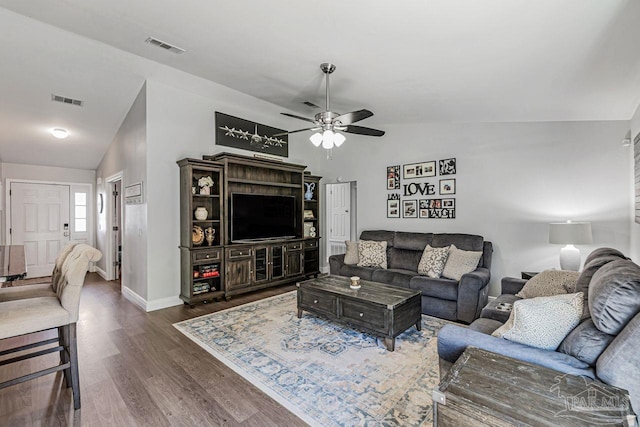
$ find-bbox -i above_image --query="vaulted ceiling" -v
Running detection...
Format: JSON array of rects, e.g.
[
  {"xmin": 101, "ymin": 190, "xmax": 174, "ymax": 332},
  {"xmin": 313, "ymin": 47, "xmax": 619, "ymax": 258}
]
[{"xmin": 1, "ymin": 0, "xmax": 639, "ymax": 169}]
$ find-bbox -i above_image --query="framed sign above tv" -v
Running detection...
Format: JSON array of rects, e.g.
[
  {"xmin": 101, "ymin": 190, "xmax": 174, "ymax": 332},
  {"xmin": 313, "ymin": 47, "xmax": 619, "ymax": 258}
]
[{"xmin": 215, "ymin": 112, "xmax": 288, "ymax": 157}]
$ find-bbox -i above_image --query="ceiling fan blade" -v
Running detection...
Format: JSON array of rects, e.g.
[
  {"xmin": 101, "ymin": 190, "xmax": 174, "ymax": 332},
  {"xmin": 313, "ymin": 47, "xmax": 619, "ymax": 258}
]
[
  {"xmin": 272, "ymin": 127, "xmax": 320, "ymax": 137},
  {"xmin": 343, "ymin": 125, "xmax": 385, "ymax": 137},
  {"xmin": 334, "ymin": 109, "xmax": 374, "ymax": 125},
  {"xmin": 280, "ymin": 112, "xmax": 317, "ymax": 124}
]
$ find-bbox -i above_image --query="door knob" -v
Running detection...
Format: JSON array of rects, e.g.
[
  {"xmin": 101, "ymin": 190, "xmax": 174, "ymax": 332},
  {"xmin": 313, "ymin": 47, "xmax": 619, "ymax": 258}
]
[{"xmin": 63, "ymin": 231, "xmax": 70, "ymax": 237}]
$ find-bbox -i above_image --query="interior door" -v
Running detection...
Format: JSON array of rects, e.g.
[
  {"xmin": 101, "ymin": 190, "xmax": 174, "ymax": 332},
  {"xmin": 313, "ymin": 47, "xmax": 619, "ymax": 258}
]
[
  {"xmin": 10, "ymin": 182, "xmax": 70, "ymax": 278},
  {"xmin": 326, "ymin": 182, "xmax": 352, "ymax": 261}
]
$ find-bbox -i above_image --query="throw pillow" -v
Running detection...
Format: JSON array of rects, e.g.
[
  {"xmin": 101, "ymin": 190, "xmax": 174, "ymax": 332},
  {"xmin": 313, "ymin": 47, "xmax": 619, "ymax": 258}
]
[
  {"xmin": 492, "ymin": 292, "xmax": 583, "ymax": 351},
  {"xmin": 417, "ymin": 245, "xmax": 449, "ymax": 278},
  {"xmin": 441, "ymin": 244, "xmax": 483, "ymax": 281},
  {"xmin": 515, "ymin": 269, "xmax": 579, "ymax": 299},
  {"xmin": 357, "ymin": 240, "xmax": 387, "ymax": 269},
  {"xmin": 344, "ymin": 240, "xmax": 359, "ymax": 265}
]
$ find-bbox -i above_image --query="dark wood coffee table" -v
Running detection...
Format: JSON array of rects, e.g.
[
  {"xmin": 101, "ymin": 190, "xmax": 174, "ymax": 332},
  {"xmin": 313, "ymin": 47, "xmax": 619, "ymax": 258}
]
[{"xmin": 296, "ymin": 275, "xmax": 422, "ymax": 351}]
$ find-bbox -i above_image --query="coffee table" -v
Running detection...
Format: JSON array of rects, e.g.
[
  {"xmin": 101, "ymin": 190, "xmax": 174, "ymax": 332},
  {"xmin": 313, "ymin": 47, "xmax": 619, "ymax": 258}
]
[{"xmin": 296, "ymin": 275, "xmax": 422, "ymax": 351}]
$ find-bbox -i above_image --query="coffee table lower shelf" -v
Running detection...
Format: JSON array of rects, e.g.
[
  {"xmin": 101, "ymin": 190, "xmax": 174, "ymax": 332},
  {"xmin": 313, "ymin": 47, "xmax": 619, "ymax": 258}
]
[{"xmin": 296, "ymin": 276, "xmax": 422, "ymax": 351}]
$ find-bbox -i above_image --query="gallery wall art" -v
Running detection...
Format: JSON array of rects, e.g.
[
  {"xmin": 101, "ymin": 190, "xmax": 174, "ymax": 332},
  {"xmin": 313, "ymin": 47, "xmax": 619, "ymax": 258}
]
[{"xmin": 386, "ymin": 158, "xmax": 457, "ymax": 219}]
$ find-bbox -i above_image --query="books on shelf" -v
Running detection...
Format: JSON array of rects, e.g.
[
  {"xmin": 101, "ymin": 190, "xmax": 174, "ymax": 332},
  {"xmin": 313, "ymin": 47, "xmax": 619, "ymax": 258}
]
[{"xmin": 193, "ymin": 264, "xmax": 220, "ymax": 279}]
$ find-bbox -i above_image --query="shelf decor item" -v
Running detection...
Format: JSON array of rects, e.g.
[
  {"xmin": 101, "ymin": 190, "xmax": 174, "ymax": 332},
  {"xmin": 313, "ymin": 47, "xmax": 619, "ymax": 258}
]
[
  {"xmin": 205, "ymin": 227, "xmax": 215, "ymax": 246},
  {"xmin": 194, "ymin": 207, "xmax": 208, "ymax": 220},
  {"xmin": 198, "ymin": 176, "xmax": 214, "ymax": 195},
  {"xmin": 304, "ymin": 182, "xmax": 316, "ymax": 200},
  {"xmin": 192, "ymin": 225, "xmax": 205, "ymax": 245}
]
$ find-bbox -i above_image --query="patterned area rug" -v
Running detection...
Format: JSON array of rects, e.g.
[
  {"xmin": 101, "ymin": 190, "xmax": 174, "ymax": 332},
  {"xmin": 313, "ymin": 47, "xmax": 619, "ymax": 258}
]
[{"xmin": 174, "ymin": 291, "xmax": 448, "ymax": 426}]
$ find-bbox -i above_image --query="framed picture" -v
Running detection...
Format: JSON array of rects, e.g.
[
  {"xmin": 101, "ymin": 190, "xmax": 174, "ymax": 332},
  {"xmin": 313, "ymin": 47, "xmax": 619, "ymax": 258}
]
[
  {"xmin": 387, "ymin": 199, "xmax": 400, "ymax": 218},
  {"xmin": 303, "ymin": 209, "xmax": 315, "ymax": 220},
  {"xmin": 419, "ymin": 199, "xmax": 456, "ymax": 219},
  {"xmin": 387, "ymin": 165, "xmax": 400, "ymax": 190},
  {"xmin": 439, "ymin": 179, "xmax": 456, "ymax": 195},
  {"xmin": 442, "ymin": 198, "xmax": 455, "ymax": 208},
  {"xmin": 215, "ymin": 112, "xmax": 288, "ymax": 157},
  {"xmin": 403, "ymin": 161, "xmax": 436, "ymax": 179},
  {"xmin": 403, "ymin": 200, "xmax": 418, "ymax": 218},
  {"xmin": 439, "ymin": 158, "xmax": 456, "ymax": 175}
]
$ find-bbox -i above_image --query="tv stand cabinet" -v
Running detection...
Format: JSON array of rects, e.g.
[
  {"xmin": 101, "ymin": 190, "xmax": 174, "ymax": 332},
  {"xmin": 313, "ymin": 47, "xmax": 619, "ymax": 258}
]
[{"xmin": 199, "ymin": 153, "xmax": 321, "ymax": 300}]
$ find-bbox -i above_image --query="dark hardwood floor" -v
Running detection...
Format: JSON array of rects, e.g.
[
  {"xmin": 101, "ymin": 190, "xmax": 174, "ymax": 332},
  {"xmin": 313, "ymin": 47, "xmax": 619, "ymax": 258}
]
[{"xmin": 0, "ymin": 274, "xmax": 307, "ymax": 426}]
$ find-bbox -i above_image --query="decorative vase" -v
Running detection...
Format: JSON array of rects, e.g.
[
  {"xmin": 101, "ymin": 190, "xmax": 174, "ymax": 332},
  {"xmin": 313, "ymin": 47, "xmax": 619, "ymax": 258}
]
[
  {"xmin": 304, "ymin": 182, "xmax": 316, "ymax": 200},
  {"xmin": 200, "ymin": 186, "xmax": 210, "ymax": 195},
  {"xmin": 205, "ymin": 227, "xmax": 215, "ymax": 246},
  {"xmin": 194, "ymin": 207, "xmax": 208, "ymax": 220}
]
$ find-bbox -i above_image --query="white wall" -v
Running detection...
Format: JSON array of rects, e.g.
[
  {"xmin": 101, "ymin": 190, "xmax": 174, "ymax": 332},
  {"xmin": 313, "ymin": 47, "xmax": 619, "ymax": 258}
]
[
  {"xmin": 629, "ymin": 103, "xmax": 640, "ymax": 261},
  {"xmin": 95, "ymin": 82, "xmax": 147, "ymax": 299},
  {"xmin": 311, "ymin": 121, "xmax": 631, "ymax": 295}
]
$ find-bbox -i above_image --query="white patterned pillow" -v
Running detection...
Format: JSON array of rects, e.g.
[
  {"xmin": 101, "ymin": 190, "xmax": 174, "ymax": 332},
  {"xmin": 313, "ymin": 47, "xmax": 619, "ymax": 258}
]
[
  {"xmin": 441, "ymin": 244, "xmax": 483, "ymax": 281},
  {"xmin": 344, "ymin": 240, "xmax": 359, "ymax": 265},
  {"xmin": 417, "ymin": 245, "xmax": 449, "ymax": 278},
  {"xmin": 357, "ymin": 240, "xmax": 387, "ymax": 269},
  {"xmin": 492, "ymin": 293, "xmax": 583, "ymax": 350},
  {"xmin": 516, "ymin": 270, "xmax": 579, "ymax": 299}
]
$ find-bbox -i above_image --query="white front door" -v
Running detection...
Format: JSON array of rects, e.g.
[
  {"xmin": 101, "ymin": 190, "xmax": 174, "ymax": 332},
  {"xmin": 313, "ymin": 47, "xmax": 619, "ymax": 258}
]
[
  {"xmin": 326, "ymin": 182, "xmax": 352, "ymax": 261},
  {"xmin": 10, "ymin": 182, "xmax": 71, "ymax": 278}
]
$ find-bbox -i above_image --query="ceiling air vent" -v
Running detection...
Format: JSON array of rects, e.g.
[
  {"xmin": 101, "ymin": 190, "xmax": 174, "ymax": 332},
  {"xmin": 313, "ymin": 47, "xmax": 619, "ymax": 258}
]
[
  {"xmin": 51, "ymin": 94, "xmax": 83, "ymax": 107},
  {"xmin": 302, "ymin": 101, "xmax": 320, "ymax": 108},
  {"xmin": 145, "ymin": 37, "xmax": 186, "ymax": 54}
]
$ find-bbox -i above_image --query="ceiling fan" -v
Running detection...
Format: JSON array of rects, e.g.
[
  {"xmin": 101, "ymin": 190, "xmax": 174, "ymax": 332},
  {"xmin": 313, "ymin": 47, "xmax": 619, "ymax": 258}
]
[{"xmin": 275, "ymin": 63, "xmax": 385, "ymax": 149}]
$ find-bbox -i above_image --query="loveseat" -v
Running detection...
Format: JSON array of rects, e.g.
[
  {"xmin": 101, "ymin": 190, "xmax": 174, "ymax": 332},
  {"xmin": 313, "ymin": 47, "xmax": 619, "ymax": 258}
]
[
  {"xmin": 328, "ymin": 230, "xmax": 493, "ymax": 323},
  {"xmin": 437, "ymin": 247, "xmax": 640, "ymax": 413}
]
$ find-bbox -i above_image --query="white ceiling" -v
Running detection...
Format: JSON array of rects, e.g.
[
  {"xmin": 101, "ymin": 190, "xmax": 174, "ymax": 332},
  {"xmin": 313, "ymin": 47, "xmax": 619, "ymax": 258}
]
[{"xmin": 1, "ymin": 0, "xmax": 639, "ymax": 170}]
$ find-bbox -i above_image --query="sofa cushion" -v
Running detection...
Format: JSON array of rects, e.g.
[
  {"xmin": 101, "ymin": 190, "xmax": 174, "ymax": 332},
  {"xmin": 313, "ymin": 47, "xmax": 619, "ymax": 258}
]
[
  {"xmin": 409, "ymin": 276, "xmax": 458, "ymax": 301},
  {"xmin": 359, "ymin": 230, "xmax": 395, "ymax": 247},
  {"xmin": 515, "ymin": 270, "xmax": 579, "ymax": 299},
  {"xmin": 338, "ymin": 264, "xmax": 377, "ymax": 281},
  {"xmin": 389, "ymin": 248, "xmax": 421, "ymax": 271},
  {"xmin": 576, "ymin": 255, "xmax": 625, "ymax": 320},
  {"xmin": 584, "ymin": 247, "xmax": 626, "ymax": 266},
  {"xmin": 344, "ymin": 240, "xmax": 358, "ymax": 265},
  {"xmin": 589, "ymin": 259, "xmax": 640, "ymax": 335},
  {"xmin": 417, "ymin": 245, "xmax": 449, "ymax": 278},
  {"xmin": 393, "ymin": 232, "xmax": 433, "ymax": 251},
  {"xmin": 492, "ymin": 293, "xmax": 583, "ymax": 351},
  {"xmin": 371, "ymin": 268, "xmax": 415, "ymax": 289},
  {"xmin": 558, "ymin": 318, "xmax": 615, "ymax": 366},
  {"xmin": 441, "ymin": 244, "xmax": 483, "ymax": 281},
  {"xmin": 357, "ymin": 240, "xmax": 387, "ymax": 269},
  {"xmin": 432, "ymin": 233, "xmax": 484, "ymax": 252}
]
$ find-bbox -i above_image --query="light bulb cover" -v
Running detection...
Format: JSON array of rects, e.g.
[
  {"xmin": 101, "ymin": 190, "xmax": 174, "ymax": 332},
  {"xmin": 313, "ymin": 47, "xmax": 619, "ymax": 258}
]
[
  {"xmin": 51, "ymin": 128, "xmax": 69, "ymax": 139},
  {"xmin": 309, "ymin": 132, "xmax": 322, "ymax": 146},
  {"xmin": 333, "ymin": 132, "xmax": 345, "ymax": 147},
  {"xmin": 322, "ymin": 129, "xmax": 334, "ymax": 149}
]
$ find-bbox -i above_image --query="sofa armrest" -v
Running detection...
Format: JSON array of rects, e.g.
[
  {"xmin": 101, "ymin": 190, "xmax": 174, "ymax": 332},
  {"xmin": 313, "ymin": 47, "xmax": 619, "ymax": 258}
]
[
  {"xmin": 437, "ymin": 324, "xmax": 595, "ymax": 379},
  {"xmin": 502, "ymin": 277, "xmax": 527, "ymax": 295},
  {"xmin": 456, "ymin": 268, "xmax": 491, "ymax": 323},
  {"xmin": 329, "ymin": 254, "xmax": 346, "ymax": 275}
]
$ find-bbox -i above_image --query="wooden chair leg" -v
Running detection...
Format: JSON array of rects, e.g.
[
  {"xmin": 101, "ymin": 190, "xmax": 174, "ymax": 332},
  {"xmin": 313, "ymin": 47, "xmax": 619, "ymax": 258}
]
[
  {"xmin": 68, "ymin": 323, "xmax": 81, "ymax": 409},
  {"xmin": 58, "ymin": 326, "xmax": 71, "ymax": 388}
]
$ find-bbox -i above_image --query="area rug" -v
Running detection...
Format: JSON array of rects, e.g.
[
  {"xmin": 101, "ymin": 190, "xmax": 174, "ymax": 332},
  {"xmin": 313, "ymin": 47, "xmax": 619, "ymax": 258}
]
[{"xmin": 174, "ymin": 291, "xmax": 449, "ymax": 426}]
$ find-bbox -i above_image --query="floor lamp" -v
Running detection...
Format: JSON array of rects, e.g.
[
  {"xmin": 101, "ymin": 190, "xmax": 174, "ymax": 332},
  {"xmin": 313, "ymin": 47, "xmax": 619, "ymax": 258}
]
[{"xmin": 549, "ymin": 221, "xmax": 593, "ymax": 271}]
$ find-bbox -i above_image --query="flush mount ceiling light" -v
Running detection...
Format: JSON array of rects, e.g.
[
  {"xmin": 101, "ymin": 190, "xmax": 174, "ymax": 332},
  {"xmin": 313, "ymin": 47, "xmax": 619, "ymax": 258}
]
[{"xmin": 50, "ymin": 128, "xmax": 69, "ymax": 139}]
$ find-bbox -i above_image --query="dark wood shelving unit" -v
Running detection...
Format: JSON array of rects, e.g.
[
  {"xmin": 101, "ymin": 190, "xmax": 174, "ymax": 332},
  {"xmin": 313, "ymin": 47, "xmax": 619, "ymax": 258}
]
[{"xmin": 303, "ymin": 174, "xmax": 322, "ymax": 276}]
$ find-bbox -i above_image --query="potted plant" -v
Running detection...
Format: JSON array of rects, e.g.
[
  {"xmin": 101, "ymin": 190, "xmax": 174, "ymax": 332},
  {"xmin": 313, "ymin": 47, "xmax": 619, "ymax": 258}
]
[{"xmin": 198, "ymin": 176, "xmax": 214, "ymax": 195}]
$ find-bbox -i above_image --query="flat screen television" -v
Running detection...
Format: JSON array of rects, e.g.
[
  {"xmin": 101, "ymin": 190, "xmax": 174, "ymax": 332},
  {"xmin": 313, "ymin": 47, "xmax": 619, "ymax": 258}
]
[{"xmin": 231, "ymin": 193, "xmax": 298, "ymax": 242}]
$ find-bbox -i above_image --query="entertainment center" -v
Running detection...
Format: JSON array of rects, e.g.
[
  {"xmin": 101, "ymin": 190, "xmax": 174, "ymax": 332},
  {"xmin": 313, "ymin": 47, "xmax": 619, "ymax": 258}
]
[{"xmin": 178, "ymin": 153, "xmax": 321, "ymax": 306}]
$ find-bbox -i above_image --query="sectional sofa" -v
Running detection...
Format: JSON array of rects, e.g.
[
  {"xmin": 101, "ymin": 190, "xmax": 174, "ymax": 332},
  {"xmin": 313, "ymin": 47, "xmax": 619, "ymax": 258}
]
[{"xmin": 328, "ymin": 230, "xmax": 493, "ymax": 323}]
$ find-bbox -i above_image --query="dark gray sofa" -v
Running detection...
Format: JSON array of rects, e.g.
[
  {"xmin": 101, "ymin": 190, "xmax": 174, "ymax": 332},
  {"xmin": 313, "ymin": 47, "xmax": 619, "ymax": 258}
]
[
  {"xmin": 437, "ymin": 248, "xmax": 640, "ymax": 414},
  {"xmin": 328, "ymin": 230, "xmax": 493, "ymax": 323}
]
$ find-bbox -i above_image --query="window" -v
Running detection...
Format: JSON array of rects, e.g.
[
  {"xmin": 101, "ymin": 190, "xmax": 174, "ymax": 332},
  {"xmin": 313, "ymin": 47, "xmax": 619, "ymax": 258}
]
[{"xmin": 74, "ymin": 192, "xmax": 87, "ymax": 232}]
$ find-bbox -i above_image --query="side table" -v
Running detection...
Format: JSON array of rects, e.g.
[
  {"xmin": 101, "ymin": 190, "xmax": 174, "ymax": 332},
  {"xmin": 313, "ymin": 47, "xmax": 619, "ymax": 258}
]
[{"xmin": 433, "ymin": 347, "xmax": 637, "ymax": 426}]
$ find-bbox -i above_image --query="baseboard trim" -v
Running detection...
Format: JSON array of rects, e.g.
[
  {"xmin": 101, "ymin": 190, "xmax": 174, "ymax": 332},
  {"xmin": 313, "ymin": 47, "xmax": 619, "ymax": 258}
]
[
  {"xmin": 121, "ymin": 285, "xmax": 182, "ymax": 312},
  {"xmin": 95, "ymin": 266, "xmax": 107, "ymax": 280}
]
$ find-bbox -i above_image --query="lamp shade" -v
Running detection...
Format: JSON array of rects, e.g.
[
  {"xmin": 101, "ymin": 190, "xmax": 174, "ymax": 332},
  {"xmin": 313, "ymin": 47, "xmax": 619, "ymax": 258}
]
[{"xmin": 549, "ymin": 221, "xmax": 593, "ymax": 245}]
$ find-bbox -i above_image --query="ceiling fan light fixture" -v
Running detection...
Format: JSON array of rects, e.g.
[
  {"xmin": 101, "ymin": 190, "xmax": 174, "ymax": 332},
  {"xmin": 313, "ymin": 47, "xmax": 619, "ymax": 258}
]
[
  {"xmin": 333, "ymin": 132, "xmax": 345, "ymax": 147},
  {"xmin": 322, "ymin": 130, "xmax": 334, "ymax": 149},
  {"xmin": 310, "ymin": 132, "xmax": 323, "ymax": 147},
  {"xmin": 50, "ymin": 128, "xmax": 69, "ymax": 139}
]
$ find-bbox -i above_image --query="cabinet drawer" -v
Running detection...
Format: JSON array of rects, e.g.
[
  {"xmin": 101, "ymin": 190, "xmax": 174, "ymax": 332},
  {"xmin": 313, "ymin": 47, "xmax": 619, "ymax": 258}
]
[
  {"xmin": 227, "ymin": 247, "xmax": 252, "ymax": 259},
  {"xmin": 341, "ymin": 299, "xmax": 386, "ymax": 330},
  {"xmin": 287, "ymin": 242, "xmax": 303, "ymax": 251},
  {"xmin": 193, "ymin": 248, "xmax": 221, "ymax": 262},
  {"xmin": 304, "ymin": 240, "xmax": 318, "ymax": 249},
  {"xmin": 300, "ymin": 290, "xmax": 337, "ymax": 315}
]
